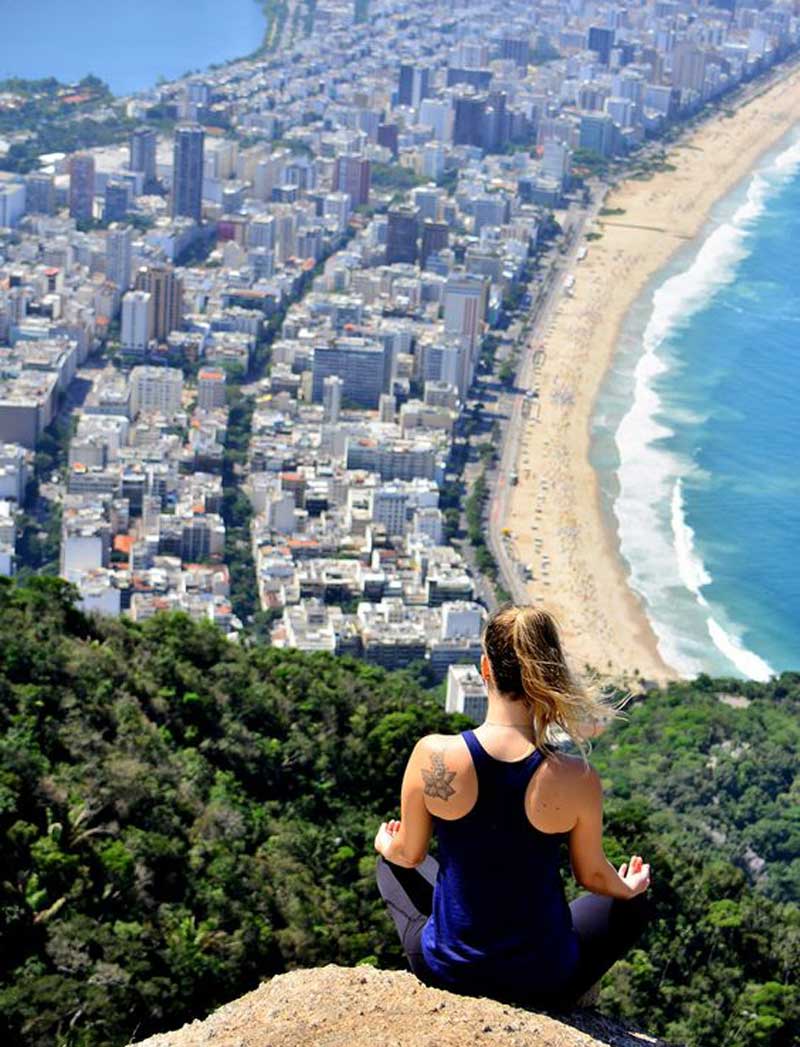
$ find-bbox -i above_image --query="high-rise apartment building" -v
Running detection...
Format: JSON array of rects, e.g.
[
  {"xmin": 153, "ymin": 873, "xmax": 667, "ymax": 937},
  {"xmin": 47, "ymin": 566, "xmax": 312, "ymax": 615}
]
[
  {"xmin": 121, "ymin": 291, "xmax": 153, "ymax": 356},
  {"xmin": 0, "ymin": 180, "xmax": 25, "ymax": 228},
  {"xmin": 104, "ymin": 179, "xmax": 129, "ymax": 223},
  {"xmin": 197, "ymin": 368, "xmax": 227, "ymax": 410},
  {"xmin": 106, "ymin": 224, "xmax": 133, "ymax": 291},
  {"xmin": 322, "ymin": 374, "xmax": 343, "ymax": 423},
  {"xmin": 129, "ymin": 127, "xmax": 157, "ymax": 186},
  {"xmin": 443, "ymin": 274, "xmax": 488, "ymax": 352},
  {"xmin": 541, "ymin": 141, "xmax": 570, "ymax": 184},
  {"xmin": 420, "ymin": 220, "xmax": 449, "ymax": 267},
  {"xmin": 579, "ymin": 113, "xmax": 617, "ymax": 157},
  {"xmin": 588, "ymin": 26, "xmax": 615, "ymax": 66},
  {"xmin": 171, "ymin": 125, "xmax": 205, "ymax": 222},
  {"xmin": 453, "ymin": 95, "xmax": 486, "ymax": 147},
  {"xmin": 312, "ymin": 338, "xmax": 388, "ymax": 409},
  {"xmin": 484, "ymin": 90, "xmax": 510, "ymax": 151},
  {"xmin": 129, "ymin": 366, "xmax": 183, "ymax": 418},
  {"xmin": 134, "ymin": 264, "xmax": 184, "ymax": 342},
  {"xmin": 68, "ymin": 153, "xmax": 95, "ymax": 223},
  {"xmin": 410, "ymin": 185, "xmax": 442, "ymax": 221},
  {"xmin": 377, "ymin": 122, "xmax": 399, "ymax": 157},
  {"xmin": 398, "ymin": 64, "xmax": 431, "ymax": 108},
  {"xmin": 671, "ymin": 44, "xmax": 708, "ymax": 93},
  {"xmin": 386, "ymin": 205, "xmax": 419, "ymax": 265},
  {"xmin": 499, "ymin": 35, "xmax": 530, "ymax": 67},
  {"xmin": 333, "ymin": 154, "xmax": 371, "ymax": 208},
  {"xmin": 445, "ymin": 664, "xmax": 487, "ymax": 720},
  {"xmin": 24, "ymin": 173, "xmax": 55, "ymax": 215}
]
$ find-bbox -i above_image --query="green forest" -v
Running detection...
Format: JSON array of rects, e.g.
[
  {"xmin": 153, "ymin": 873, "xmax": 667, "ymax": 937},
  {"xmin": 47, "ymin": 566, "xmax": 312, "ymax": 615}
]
[{"xmin": 0, "ymin": 578, "xmax": 797, "ymax": 1046}]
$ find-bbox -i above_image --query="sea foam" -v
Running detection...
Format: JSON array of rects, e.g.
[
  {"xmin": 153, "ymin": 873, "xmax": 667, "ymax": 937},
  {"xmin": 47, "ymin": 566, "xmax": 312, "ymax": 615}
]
[
  {"xmin": 671, "ymin": 479, "xmax": 774, "ymax": 682},
  {"xmin": 612, "ymin": 137, "xmax": 800, "ymax": 679}
]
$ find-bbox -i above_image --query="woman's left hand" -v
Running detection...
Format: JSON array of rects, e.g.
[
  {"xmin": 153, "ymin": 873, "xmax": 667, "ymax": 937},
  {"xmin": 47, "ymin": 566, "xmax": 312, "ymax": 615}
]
[{"xmin": 374, "ymin": 819, "xmax": 401, "ymax": 856}]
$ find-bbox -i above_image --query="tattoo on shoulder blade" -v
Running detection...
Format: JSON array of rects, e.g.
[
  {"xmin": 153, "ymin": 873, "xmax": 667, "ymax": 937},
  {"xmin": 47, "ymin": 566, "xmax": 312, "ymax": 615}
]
[{"xmin": 421, "ymin": 750, "xmax": 457, "ymax": 801}]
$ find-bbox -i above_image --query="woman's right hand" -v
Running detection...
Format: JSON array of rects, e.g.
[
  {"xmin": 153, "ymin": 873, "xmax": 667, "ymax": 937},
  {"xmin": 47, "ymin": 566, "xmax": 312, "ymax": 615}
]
[{"xmin": 618, "ymin": 854, "xmax": 651, "ymax": 896}]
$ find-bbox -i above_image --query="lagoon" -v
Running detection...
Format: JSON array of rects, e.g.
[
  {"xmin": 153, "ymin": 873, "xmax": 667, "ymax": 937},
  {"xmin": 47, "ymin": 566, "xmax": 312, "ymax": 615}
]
[{"xmin": 0, "ymin": 0, "xmax": 265, "ymax": 96}]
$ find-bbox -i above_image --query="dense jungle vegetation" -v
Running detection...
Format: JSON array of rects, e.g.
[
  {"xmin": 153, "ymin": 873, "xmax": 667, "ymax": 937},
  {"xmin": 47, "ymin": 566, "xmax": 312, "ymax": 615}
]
[{"xmin": 0, "ymin": 578, "xmax": 797, "ymax": 1046}]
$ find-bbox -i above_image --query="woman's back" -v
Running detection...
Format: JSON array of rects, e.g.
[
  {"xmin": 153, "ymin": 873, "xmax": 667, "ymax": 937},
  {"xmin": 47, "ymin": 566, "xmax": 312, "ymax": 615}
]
[
  {"xmin": 420, "ymin": 730, "xmax": 580, "ymax": 997},
  {"xmin": 375, "ymin": 603, "xmax": 652, "ymax": 1010}
]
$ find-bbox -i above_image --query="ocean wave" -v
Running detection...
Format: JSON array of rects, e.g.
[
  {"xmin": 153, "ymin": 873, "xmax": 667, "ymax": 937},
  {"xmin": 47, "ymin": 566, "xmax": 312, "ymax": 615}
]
[
  {"xmin": 670, "ymin": 479, "xmax": 711, "ymax": 599},
  {"xmin": 671, "ymin": 480, "xmax": 774, "ymax": 681},
  {"xmin": 612, "ymin": 135, "xmax": 800, "ymax": 679},
  {"xmin": 706, "ymin": 616, "xmax": 774, "ymax": 683}
]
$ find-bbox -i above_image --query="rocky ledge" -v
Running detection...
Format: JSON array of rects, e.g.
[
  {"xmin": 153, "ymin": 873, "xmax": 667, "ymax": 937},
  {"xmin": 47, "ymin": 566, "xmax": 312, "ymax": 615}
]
[{"xmin": 133, "ymin": 964, "xmax": 677, "ymax": 1047}]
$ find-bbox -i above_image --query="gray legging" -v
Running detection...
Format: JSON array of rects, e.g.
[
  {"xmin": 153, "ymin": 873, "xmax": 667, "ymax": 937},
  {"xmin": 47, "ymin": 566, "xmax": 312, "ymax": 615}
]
[{"xmin": 376, "ymin": 855, "xmax": 652, "ymax": 1008}]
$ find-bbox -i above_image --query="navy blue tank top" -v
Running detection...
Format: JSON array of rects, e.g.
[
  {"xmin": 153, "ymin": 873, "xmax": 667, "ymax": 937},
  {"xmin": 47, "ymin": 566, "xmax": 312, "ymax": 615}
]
[{"xmin": 420, "ymin": 729, "xmax": 580, "ymax": 997}]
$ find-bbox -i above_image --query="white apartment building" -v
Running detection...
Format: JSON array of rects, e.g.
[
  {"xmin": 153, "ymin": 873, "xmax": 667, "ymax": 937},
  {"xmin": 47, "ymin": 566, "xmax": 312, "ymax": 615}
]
[
  {"xmin": 0, "ymin": 443, "xmax": 28, "ymax": 502},
  {"xmin": 446, "ymin": 664, "xmax": 488, "ymax": 722},
  {"xmin": 129, "ymin": 365, "xmax": 183, "ymax": 418},
  {"xmin": 106, "ymin": 224, "xmax": 133, "ymax": 291},
  {"xmin": 121, "ymin": 291, "xmax": 153, "ymax": 355},
  {"xmin": 443, "ymin": 274, "xmax": 488, "ymax": 352}
]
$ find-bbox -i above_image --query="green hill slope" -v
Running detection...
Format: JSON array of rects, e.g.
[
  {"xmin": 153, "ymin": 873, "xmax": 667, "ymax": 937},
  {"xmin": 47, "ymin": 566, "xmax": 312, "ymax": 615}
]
[{"xmin": 0, "ymin": 578, "xmax": 797, "ymax": 1047}]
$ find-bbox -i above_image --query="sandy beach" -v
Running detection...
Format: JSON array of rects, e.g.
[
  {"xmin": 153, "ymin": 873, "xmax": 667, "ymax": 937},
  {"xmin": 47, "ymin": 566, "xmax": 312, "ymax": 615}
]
[{"xmin": 504, "ymin": 61, "xmax": 800, "ymax": 685}]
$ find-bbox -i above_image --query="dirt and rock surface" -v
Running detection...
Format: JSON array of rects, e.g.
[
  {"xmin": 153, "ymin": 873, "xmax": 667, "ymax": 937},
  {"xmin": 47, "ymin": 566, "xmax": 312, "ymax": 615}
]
[{"xmin": 133, "ymin": 964, "xmax": 676, "ymax": 1047}]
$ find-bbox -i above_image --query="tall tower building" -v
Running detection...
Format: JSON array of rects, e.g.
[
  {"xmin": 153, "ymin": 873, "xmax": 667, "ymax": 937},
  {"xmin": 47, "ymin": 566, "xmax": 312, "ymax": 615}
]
[
  {"xmin": 671, "ymin": 44, "xmax": 708, "ymax": 92},
  {"xmin": 378, "ymin": 393, "xmax": 396, "ymax": 423},
  {"xmin": 129, "ymin": 127, "xmax": 157, "ymax": 186},
  {"xmin": 68, "ymin": 153, "xmax": 95, "ymax": 223},
  {"xmin": 322, "ymin": 374, "xmax": 343, "ymax": 424},
  {"xmin": 171, "ymin": 125, "xmax": 205, "ymax": 222},
  {"xmin": 443, "ymin": 274, "xmax": 488, "ymax": 353},
  {"xmin": 398, "ymin": 65, "xmax": 431, "ymax": 108},
  {"xmin": 134, "ymin": 264, "xmax": 184, "ymax": 342},
  {"xmin": 104, "ymin": 179, "xmax": 129, "ymax": 223},
  {"xmin": 578, "ymin": 114, "xmax": 616, "ymax": 158},
  {"xmin": 121, "ymin": 291, "xmax": 153, "ymax": 355},
  {"xmin": 106, "ymin": 224, "xmax": 133, "ymax": 291},
  {"xmin": 588, "ymin": 26, "xmax": 615, "ymax": 66},
  {"xmin": 386, "ymin": 206, "xmax": 419, "ymax": 266},
  {"xmin": 377, "ymin": 122, "xmax": 399, "ymax": 158},
  {"xmin": 420, "ymin": 220, "xmax": 449, "ymax": 267},
  {"xmin": 453, "ymin": 95, "xmax": 486, "ymax": 147},
  {"xmin": 312, "ymin": 339, "xmax": 387, "ymax": 409},
  {"xmin": 333, "ymin": 154, "xmax": 371, "ymax": 208},
  {"xmin": 24, "ymin": 172, "xmax": 56, "ymax": 215}
]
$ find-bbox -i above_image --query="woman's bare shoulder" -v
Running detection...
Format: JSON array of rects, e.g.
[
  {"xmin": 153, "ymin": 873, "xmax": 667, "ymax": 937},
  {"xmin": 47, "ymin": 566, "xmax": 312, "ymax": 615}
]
[
  {"xmin": 540, "ymin": 749, "xmax": 600, "ymax": 789},
  {"xmin": 415, "ymin": 732, "xmax": 470, "ymax": 756},
  {"xmin": 410, "ymin": 733, "xmax": 472, "ymax": 772}
]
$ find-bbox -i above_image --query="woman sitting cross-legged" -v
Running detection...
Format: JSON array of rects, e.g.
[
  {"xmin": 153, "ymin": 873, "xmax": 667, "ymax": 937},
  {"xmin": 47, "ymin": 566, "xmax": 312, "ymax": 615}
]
[{"xmin": 375, "ymin": 603, "xmax": 653, "ymax": 1010}]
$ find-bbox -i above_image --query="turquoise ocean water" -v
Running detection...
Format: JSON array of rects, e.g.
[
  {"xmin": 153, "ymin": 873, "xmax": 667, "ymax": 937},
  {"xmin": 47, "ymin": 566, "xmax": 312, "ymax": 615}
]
[
  {"xmin": 591, "ymin": 128, "xmax": 800, "ymax": 681},
  {"xmin": 0, "ymin": 1, "xmax": 265, "ymax": 95}
]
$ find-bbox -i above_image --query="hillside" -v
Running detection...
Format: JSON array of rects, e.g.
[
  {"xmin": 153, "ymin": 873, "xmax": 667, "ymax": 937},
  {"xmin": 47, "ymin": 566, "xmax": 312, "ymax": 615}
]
[
  {"xmin": 132, "ymin": 965, "xmax": 674, "ymax": 1047},
  {"xmin": 0, "ymin": 578, "xmax": 797, "ymax": 1047}
]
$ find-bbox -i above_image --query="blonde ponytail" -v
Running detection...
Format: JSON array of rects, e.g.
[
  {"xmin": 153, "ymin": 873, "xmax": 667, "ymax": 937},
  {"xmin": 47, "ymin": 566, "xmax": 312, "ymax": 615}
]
[{"xmin": 484, "ymin": 604, "xmax": 623, "ymax": 757}]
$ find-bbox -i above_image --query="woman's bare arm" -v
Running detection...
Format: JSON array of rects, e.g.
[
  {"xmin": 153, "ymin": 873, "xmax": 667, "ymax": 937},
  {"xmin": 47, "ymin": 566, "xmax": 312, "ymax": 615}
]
[
  {"xmin": 374, "ymin": 738, "xmax": 434, "ymax": 868},
  {"xmin": 567, "ymin": 765, "xmax": 650, "ymax": 899}
]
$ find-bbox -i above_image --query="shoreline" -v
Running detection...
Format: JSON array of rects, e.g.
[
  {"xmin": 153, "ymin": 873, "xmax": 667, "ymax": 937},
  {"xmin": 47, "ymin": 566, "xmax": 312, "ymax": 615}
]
[{"xmin": 505, "ymin": 61, "xmax": 800, "ymax": 685}]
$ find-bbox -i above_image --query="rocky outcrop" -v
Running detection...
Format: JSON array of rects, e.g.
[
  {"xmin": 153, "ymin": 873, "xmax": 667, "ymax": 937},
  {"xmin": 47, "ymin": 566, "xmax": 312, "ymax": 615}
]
[{"xmin": 133, "ymin": 964, "xmax": 676, "ymax": 1047}]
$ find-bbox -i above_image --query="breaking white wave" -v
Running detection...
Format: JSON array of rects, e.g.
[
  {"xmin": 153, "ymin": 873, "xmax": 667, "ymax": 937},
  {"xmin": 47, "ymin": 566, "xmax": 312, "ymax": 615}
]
[
  {"xmin": 706, "ymin": 616, "xmax": 774, "ymax": 683},
  {"xmin": 671, "ymin": 479, "xmax": 774, "ymax": 682},
  {"xmin": 611, "ymin": 137, "xmax": 800, "ymax": 679},
  {"xmin": 671, "ymin": 478, "xmax": 711, "ymax": 599}
]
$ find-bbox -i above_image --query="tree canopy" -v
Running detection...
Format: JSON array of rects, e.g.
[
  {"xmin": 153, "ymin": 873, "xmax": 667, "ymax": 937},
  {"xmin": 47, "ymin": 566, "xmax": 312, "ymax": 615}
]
[{"xmin": 0, "ymin": 578, "xmax": 797, "ymax": 1046}]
